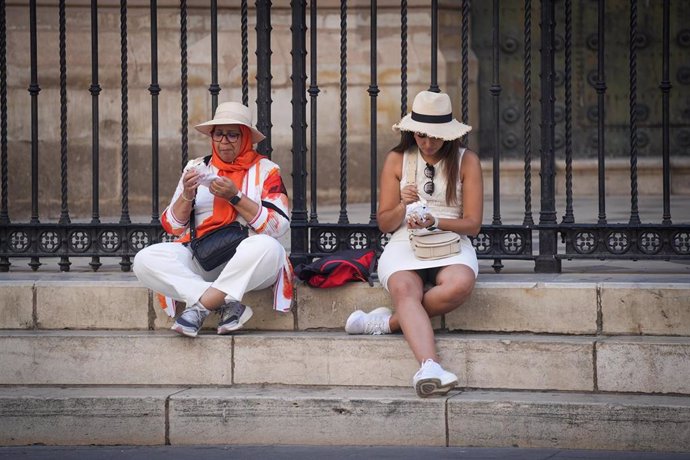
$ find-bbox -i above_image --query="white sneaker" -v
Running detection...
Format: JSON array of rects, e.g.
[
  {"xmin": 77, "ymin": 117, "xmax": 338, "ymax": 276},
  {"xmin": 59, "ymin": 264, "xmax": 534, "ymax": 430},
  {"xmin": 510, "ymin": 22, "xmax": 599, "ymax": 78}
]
[
  {"xmin": 344, "ymin": 307, "xmax": 392, "ymax": 335},
  {"xmin": 412, "ymin": 359, "xmax": 458, "ymax": 397}
]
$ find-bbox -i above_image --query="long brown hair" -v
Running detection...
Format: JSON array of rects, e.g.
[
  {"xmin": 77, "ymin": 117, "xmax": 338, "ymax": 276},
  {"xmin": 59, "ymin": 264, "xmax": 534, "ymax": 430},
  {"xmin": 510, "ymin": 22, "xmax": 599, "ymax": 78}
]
[{"xmin": 392, "ymin": 131, "xmax": 462, "ymax": 205}]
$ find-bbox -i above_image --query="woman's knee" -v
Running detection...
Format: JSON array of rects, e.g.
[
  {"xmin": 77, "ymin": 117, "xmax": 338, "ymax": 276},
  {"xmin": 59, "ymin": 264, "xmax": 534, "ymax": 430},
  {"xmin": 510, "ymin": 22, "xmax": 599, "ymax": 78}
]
[
  {"xmin": 387, "ymin": 271, "xmax": 423, "ymax": 301},
  {"xmin": 436, "ymin": 266, "xmax": 476, "ymax": 303},
  {"xmin": 235, "ymin": 234, "xmax": 285, "ymax": 264}
]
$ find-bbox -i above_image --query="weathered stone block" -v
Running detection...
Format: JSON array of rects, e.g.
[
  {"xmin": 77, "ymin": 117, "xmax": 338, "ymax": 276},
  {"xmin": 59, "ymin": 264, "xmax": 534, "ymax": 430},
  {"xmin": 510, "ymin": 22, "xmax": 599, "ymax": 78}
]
[
  {"xmin": 597, "ymin": 337, "xmax": 690, "ymax": 394},
  {"xmin": 0, "ymin": 387, "xmax": 171, "ymax": 446},
  {"xmin": 439, "ymin": 335, "xmax": 595, "ymax": 391},
  {"xmin": 447, "ymin": 282, "xmax": 597, "ymax": 334},
  {"xmin": 0, "ymin": 282, "xmax": 34, "ymax": 329},
  {"xmin": 0, "ymin": 331, "xmax": 233, "ymax": 385},
  {"xmin": 36, "ymin": 281, "xmax": 149, "ymax": 329},
  {"xmin": 448, "ymin": 391, "xmax": 690, "ymax": 451},
  {"xmin": 601, "ymin": 284, "xmax": 690, "ymax": 335},
  {"xmin": 170, "ymin": 386, "xmax": 446, "ymax": 446}
]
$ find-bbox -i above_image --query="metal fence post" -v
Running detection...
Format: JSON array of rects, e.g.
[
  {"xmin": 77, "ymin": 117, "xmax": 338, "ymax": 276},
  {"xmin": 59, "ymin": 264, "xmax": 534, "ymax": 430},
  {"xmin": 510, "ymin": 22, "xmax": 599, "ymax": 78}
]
[{"xmin": 535, "ymin": 0, "xmax": 561, "ymax": 273}]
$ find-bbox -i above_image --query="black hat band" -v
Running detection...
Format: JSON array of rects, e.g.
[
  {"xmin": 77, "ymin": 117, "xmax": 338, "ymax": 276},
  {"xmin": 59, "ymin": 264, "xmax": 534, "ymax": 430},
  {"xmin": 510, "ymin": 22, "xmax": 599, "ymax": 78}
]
[{"xmin": 411, "ymin": 111, "xmax": 453, "ymax": 124}]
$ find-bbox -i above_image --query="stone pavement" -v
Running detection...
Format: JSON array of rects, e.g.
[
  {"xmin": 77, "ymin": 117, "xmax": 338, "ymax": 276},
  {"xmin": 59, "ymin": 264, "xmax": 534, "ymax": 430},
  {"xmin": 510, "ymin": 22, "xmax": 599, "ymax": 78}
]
[{"xmin": 1, "ymin": 445, "xmax": 690, "ymax": 460}]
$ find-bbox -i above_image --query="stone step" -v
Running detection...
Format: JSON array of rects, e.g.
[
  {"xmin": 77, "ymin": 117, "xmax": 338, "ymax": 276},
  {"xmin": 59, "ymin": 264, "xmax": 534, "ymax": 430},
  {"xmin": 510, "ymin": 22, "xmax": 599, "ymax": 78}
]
[
  {"xmin": 2, "ymin": 278, "xmax": 689, "ymax": 335},
  {"xmin": 1, "ymin": 385, "xmax": 689, "ymax": 451},
  {"xmin": 2, "ymin": 331, "xmax": 689, "ymax": 394}
]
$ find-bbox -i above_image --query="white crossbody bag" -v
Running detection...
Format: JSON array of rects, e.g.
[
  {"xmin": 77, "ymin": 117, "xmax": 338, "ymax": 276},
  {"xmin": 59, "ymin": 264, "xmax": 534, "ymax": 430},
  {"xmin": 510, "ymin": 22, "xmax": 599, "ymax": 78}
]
[{"xmin": 404, "ymin": 151, "xmax": 461, "ymax": 260}]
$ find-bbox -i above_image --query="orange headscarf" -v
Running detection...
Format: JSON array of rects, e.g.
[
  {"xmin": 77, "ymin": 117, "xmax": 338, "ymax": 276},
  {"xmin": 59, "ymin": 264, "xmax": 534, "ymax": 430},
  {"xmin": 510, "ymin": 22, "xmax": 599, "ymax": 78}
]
[{"xmin": 180, "ymin": 125, "xmax": 265, "ymax": 242}]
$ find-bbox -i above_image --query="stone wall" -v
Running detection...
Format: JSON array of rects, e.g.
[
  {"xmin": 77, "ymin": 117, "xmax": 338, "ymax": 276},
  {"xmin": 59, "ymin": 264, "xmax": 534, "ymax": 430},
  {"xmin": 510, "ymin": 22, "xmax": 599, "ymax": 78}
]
[
  {"xmin": 4, "ymin": 1, "xmax": 687, "ymax": 222},
  {"xmin": 4, "ymin": 1, "xmax": 477, "ymax": 220}
]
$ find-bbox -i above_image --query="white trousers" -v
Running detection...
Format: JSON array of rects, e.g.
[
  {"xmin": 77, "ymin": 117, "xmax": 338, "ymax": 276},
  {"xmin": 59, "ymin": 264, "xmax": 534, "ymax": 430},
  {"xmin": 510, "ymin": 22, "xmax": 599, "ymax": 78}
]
[{"xmin": 133, "ymin": 234, "xmax": 286, "ymax": 307}]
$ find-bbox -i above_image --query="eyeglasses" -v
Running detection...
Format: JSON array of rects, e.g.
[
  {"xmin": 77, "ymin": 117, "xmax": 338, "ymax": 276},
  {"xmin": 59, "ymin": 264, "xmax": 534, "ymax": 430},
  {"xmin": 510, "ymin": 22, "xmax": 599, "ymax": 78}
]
[
  {"xmin": 415, "ymin": 131, "xmax": 443, "ymax": 142},
  {"xmin": 423, "ymin": 163, "xmax": 435, "ymax": 195},
  {"xmin": 212, "ymin": 130, "xmax": 241, "ymax": 143}
]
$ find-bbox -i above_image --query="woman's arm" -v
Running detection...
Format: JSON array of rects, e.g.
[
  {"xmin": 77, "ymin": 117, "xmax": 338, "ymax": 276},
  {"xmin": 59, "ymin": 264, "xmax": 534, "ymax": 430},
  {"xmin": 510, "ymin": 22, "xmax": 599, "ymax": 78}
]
[
  {"xmin": 377, "ymin": 151, "xmax": 420, "ymax": 233},
  {"xmin": 161, "ymin": 167, "xmax": 201, "ymax": 235}
]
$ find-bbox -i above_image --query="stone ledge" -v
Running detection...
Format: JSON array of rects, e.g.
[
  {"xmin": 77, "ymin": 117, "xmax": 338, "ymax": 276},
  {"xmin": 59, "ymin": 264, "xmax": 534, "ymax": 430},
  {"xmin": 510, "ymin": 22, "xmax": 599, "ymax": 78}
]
[
  {"xmin": 4, "ymin": 280, "xmax": 689, "ymax": 335},
  {"xmin": 2, "ymin": 386, "xmax": 689, "ymax": 450},
  {"xmin": 3, "ymin": 331, "xmax": 689, "ymax": 394}
]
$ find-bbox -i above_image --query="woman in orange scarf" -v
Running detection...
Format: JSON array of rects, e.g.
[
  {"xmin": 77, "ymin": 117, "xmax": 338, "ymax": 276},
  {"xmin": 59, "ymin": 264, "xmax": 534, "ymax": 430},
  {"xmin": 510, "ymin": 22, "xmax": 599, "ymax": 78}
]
[{"xmin": 133, "ymin": 102, "xmax": 293, "ymax": 337}]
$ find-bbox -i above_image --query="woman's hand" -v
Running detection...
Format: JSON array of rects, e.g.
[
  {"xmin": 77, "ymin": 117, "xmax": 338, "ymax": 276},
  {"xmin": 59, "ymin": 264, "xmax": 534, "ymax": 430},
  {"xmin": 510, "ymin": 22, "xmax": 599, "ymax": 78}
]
[
  {"xmin": 406, "ymin": 210, "xmax": 435, "ymax": 230},
  {"xmin": 209, "ymin": 176, "xmax": 239, "ymax": 201},
  {"xmin": 181, "ymin": 169, "xmax": 200, "ymax": 201},
  {"xmin": 400, "ymin": 185, "xmax": 420, "ymax": 206}
]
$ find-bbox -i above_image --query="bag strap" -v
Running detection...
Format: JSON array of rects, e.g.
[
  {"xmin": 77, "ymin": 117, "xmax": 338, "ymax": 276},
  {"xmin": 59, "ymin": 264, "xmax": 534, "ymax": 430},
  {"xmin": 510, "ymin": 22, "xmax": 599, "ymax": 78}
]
[
  {"xmin": 188, "ymin": 198, "xmax": 197, "ymax": 242},
  {"xmin": 404, "ymin": 148, "xmax": 417, "ymax": 187}
]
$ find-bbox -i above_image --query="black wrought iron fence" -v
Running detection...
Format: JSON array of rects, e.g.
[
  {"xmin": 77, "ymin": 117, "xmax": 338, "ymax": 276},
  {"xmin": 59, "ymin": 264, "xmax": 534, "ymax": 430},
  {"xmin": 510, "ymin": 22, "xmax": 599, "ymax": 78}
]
[{"xmin": 0, "ymin": 0, "xmax": 688, "ymax": 274}]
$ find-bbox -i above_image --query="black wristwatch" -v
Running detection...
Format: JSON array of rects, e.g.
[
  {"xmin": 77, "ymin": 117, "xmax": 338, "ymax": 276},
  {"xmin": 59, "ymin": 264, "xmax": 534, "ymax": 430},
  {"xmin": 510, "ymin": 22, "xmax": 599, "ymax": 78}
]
[{"xmin": 230, "ymin": 190, "xmax": 243, "ymax": 205}]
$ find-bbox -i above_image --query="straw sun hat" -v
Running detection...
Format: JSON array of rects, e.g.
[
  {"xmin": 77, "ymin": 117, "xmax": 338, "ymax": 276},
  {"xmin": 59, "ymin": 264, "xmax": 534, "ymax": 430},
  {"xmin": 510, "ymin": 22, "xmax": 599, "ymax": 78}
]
[
  {"xmin": 194, "ymin": 102, "xmax": 266, "ymax": 144},
  {"xmin": 392, "ymin": 90, "xmax": 471, "ymax": 141}
]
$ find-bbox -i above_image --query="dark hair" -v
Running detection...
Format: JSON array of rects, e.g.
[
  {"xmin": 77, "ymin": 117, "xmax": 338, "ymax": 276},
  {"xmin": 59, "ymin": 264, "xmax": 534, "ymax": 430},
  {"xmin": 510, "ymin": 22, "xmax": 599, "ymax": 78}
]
[{"xmin": 392, "ymin": 131, "xmax": 462, "ymax": 205}]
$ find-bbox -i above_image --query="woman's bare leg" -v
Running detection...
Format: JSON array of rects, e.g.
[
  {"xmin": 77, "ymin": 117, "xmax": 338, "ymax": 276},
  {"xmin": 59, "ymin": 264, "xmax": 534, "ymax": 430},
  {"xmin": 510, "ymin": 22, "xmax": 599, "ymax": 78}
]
[
  {"xmin": 387, "ymin": 270, "xmax": 438, "ymax": 363},
  {"xmin": 421, "ymin": 265, "xmax": 476, "ymax": 317}
]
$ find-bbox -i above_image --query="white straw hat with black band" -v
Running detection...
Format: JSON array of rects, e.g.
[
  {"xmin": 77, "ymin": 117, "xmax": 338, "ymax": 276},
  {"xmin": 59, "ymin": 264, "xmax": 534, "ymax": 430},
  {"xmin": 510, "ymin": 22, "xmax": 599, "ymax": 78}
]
[
  {"xmin": 194, "ymin": 101, "xmax": 266, "ymax": 144},
  {"xmin": 392, "ymin": 90, "xmax": 472, "ymax": 141}
]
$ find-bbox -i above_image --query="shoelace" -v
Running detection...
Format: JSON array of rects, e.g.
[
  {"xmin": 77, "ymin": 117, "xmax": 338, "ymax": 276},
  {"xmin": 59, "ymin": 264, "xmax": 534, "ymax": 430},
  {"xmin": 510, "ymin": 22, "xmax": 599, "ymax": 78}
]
[
  {"xmin": 220, "ymin": 302, "xmax": 242, "ymax": 322},
  {"xmin": 182, "ymin": 305, "xmax": 208, "ymax": 325},
  {"xmin": 364, "ymin": 317, "xmax": 387, "ymax": 335}
]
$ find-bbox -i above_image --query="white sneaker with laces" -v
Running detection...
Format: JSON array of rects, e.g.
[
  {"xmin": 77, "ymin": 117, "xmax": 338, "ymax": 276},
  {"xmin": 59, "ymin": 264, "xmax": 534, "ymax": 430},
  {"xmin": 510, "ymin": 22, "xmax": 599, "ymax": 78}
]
[
  {"xmin": 344, "ymin": 307, "xmax": 392, "ymax": 335},
  {"xmin": 412, "ymin": 359, "xmax": 458, "ymax": 397}
]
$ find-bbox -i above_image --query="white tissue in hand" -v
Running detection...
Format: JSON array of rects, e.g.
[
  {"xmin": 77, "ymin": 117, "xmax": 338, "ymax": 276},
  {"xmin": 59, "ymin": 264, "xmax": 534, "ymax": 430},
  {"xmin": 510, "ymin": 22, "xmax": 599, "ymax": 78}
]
[
  {"xmin": 407, "ymin": 203, "xmax": 429, "ymax": 220},
  {"xmin": 196, "ymin": 171, "xmax": 219, "ymax": 188}
]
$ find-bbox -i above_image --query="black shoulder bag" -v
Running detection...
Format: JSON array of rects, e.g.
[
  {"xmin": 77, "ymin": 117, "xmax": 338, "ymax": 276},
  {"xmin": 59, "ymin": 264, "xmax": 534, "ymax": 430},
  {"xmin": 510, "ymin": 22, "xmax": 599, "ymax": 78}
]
[{"xmin": 186, "ymin": 197, "xmax": 249, "ymax": 271}]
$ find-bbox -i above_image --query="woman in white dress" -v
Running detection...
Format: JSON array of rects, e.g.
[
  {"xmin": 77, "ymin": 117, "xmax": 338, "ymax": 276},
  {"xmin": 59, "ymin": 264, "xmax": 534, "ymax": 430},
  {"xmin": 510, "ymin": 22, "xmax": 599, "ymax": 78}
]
[{"xmin": 345, "ymin": 90, "xmax": 483, "ymax": 397}]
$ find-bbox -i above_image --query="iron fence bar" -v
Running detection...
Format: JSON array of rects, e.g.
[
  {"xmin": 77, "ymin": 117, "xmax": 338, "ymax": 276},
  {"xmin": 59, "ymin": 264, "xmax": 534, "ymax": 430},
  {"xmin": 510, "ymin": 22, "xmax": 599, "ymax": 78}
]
[
  {"xmin": 119, "ymin": 0, "xmax": 131, "ymax": 271},
  {"xmin": 58, "ymin": 0, "xmax": 71, "ymax": 272},
  {"xmin": 368, "ymin": 0, "xmax": 378, "ymax": 225},
  {"xmin": 523, "ymin": 0, "xmax": 534, "ymax": 227},
  {"xmin": 660, "ymin": 0, "xmax": 671, "ymax": 224},
  {"xmin": 29, "ymin": 0, "xmax": 40, "ymax": 226},
  {"xmin": 290, "ymin": 0, "xmax": 308, "ymax": 267},
  {"xmin": 308, "ymin": 0, "xmax": 319, "ymax": 224},
  {"xmin": 210, "ymin": 0, "xmax": 219, "ymax": 114},
  {"xmin": 461, "ymin": 0, "xmax": 469, "ymax": 145},
  {"xmin": 89, "ymin": 0, "xmax": 102, "ymax": 271},
  {"xmin": 0, "ymin": 0, "xmax": 6, "ymax": 226},
  {"xmin": 595, "ymin": 0, "xmax": 607, "ymax": 225},
  {"xmin": 337, "ymin": 0, "xmax": 348, "ymax": 225},
  {"xmin": 490, "ymin": 0, "xmax": 503, "ymax": 272},
  {"xmin": 241, "ymin": 0, "xmax": 249, "ymax": 106},
  {"xmin": 490, "ymin": 0, "xmax": 501, "ymax": 227},
  {"xmin": 628, "ymin": 0, "xmax": 640, "ymax": 226},
  {"xmin": 429, "ymin": 0, "xmax": 439, "ymax": 93},
  {"xmin": 180, "ymin": 0, "xmax": 189, "ymax": 169},
  {"xmin": 59, "ymin": 0, "xmax": 69, "ymax": 227},
  {"xmin": 400, "ymin": 0, "xmax": 407, "ymax": 117},
  {"xmin": 536, "ymin": 0, "xmax": 561, "ymax": 273},
  {"xmin": 149, "ymin": 0, "xmax": 161, "ymax": 227},
  {"xmin": 256, "ymin": 0, "xmax": 273, "ymax": 159},
  {"xmin": 0, "ymin": 0, "xmax": 8, "ymax": 271},
  {"xmin": 29, "ymin": 0, "xmax": 41, "ymax": 271},
  {"xmin": 562, "ymin": 0, "xmax": 574, "ymax": 224}
]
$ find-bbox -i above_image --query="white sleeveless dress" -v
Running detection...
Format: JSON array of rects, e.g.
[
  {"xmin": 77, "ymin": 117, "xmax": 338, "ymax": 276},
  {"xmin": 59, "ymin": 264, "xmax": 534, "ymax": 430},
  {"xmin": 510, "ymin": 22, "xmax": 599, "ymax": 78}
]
[{"xmin": 377, "ymin": 147, "xmax": 479, "ymax": 290}]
